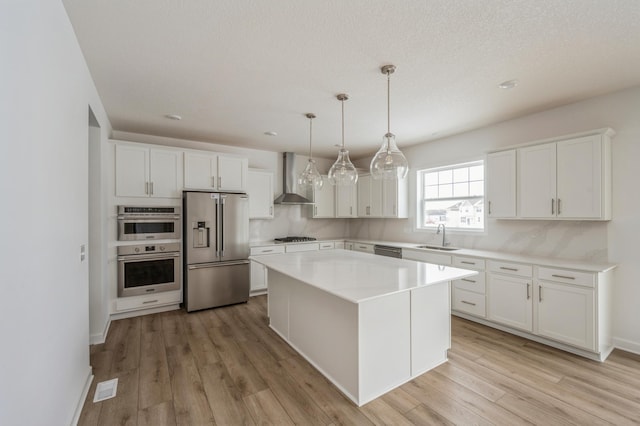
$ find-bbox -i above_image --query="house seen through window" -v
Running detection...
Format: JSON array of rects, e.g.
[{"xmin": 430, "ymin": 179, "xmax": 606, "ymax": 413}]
[{"xmin": 418, "ymin": 160, "xmax": 484, "ymax": 231}]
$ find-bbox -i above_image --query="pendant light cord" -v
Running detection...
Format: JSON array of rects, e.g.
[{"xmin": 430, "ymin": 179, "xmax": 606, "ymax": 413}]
[
  {"xmin": 309, "ymin": 117, "xmax": 313, "ymax": 159},
  {"xmin": 387, "ymin": 70, "xmax": 391, "ymax": 136},
  {"xmin": 341, "ymin": 99, "xmax": 345, "ymax": 149}
]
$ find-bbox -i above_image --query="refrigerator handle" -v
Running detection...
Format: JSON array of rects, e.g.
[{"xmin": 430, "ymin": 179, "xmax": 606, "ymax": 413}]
[
  {"xmin": 214, "ymin": 196, "xmax": 219, "ymax": 257},
  {"xmin": 220, "ymin": 195, "xmax": 225, "ymax": 258}
]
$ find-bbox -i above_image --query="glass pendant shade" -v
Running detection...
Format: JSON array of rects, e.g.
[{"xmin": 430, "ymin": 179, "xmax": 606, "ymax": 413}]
[
  {"xmin": 370, "ymin": 132, "xmax": 409, "ymax": 179},
  {"xmin": 297, "ymin": 113, "xmax": 324, "ymax": 190},
  {"xmin": 328, "ymin": 148, "xmax": 358, "ymax": 186},
  {"xmin": 328, "ymin": 93, "xmax": 358, "ymax": 186},
  {"xmin": 298, "ymin": 158, "xmax": 324, "ymax": 189},
  {"xmin": 370, "ymin": 64, "xmax": 409, "ymax": 180}
]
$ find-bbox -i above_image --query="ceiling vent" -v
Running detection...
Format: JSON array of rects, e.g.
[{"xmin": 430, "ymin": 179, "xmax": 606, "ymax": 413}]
[{"xmin": 273, "ymin": 152, "xmax": 314, "ymax": 205}]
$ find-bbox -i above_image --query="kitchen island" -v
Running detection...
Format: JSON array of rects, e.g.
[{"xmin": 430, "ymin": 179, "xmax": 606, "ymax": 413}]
[{"xmin": 251, "ymin": 249, "xmax": 477, "ymax": 406}]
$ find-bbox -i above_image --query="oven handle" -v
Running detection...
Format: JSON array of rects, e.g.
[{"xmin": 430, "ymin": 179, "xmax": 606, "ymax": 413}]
[
  {"xmin": 117, "ymin": 252, "xmax": 180, "ymax": 261},
  {"xmin": 117, "ymin": 215, "xmax": 180, "ymax": 220}
]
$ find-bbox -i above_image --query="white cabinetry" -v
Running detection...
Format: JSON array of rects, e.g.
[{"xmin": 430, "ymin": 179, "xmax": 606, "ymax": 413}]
[
  {"xmin": 311, "ymin": 176, "xmax": 335, "ymax": 218},
  {"xmin": 486, "ymin": 150, "xmax": 516, "ymax": 218},
  {"xmin": 351, "ymin": 242, "xmax": 374, "ymax": 254},
  {"xmin": 487, "ymin": 267, "xmax": 533, "ymax": 332},
  {"xmin": 402, "ymin": 249, "xmax": 452, "ymax": 265},
  {"xmin": 247, "ymin": 169, "xmax": 274, "ymax": 219},
  {"xmin": 250, "ymin": 245, "xmax": 285, "ymax": 294},
  {"xmin": 336, "ymin": 184, "xmax": 358, "ymax": 218},
  {"xmin": 184, "ymin": 152, "xmax": 248, "ymax": 192},
  {"xmin": 451, "ymin": 256, "xmax": 486, "ymax": 318},
  {"xmin": 115, "ymin": 143, "xmax": 182, "ymax": 198},
  {"xmin": 516, "ymin": 130, "xmax": 612, "ymax": 220},
  {"xmin": 357, "ymin": 174, "xmax": 408, "ymax": 218}
]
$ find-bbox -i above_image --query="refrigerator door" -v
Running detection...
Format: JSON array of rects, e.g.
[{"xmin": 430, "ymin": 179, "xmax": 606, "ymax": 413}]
[
  {"xmin": 219, "ymin": 193, "xmax": 250, "ymax": 262},
  {"xmin": 184, "ymin": 260, "xmax": 250, "ymax": 312},
  {"xmin": 184, "ymin": 192, "xmax": 219, "ymax": 264}
]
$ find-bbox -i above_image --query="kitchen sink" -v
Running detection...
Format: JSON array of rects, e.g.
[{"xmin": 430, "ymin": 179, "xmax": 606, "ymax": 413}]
[{"xmin": 415, "ymin": 245, "xmax": 459, "ymax": 251}]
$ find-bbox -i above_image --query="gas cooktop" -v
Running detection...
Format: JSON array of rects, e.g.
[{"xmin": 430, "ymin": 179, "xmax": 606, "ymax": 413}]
[{"xmin": 274, "ymin": 236, "xmax": 317, "ymax": 243}]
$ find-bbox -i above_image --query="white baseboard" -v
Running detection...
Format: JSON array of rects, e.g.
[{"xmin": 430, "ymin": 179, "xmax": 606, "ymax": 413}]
[
  {"xmin": 612, "ymin": 337, "xmax": 640, "ymax": 356},
  {"xmin": 71, "ymin": 367, "xmax": 93, "ymax": 426},
  {"xmin": 90, "ymin": 318, "xmax": 111, "ymax": 345}
]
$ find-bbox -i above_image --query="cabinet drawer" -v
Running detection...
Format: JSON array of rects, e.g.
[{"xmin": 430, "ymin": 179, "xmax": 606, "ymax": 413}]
[
  {"xmin": 286, "ymin": 243, "xmax": 319, "ymax": 253},
  {"xmin": 352, "ymin": 243, "xmax": 375, "ymax": 254},
  {"xmin": 537, "ymin": 266, "xmax": 595, "ymax": 288},
  {"xmin": 453, "ymin": 289, "xmax": 486, "ymax": 318},
  {"xmin": 488, "ymin": 260, "xmax": 532, "ymax": 277},
  {"xmin": 116, "ymin": 290, "xmax": 181, "ymax": 312},
  {"xmin": 319, "ymin": 242, "xmax": 335, "ymax": 250},
  {"xmin": 403, "ymin": 249, "xmax": 452, "ymax": 265},
  {"xmin": 453, "ymin": 272, "xmax": 486, "ymax": 294},
  {"xmin": 250, "ymin": 246, "xmax": 285, "ymax": 256},
  {"xmin": 453, "ymin": 256, "xmax": 485, "ymax": 270}
]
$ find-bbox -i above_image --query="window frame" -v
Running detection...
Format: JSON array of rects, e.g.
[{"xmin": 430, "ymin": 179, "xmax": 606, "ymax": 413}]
[{"xmin": 415, "ymin": 159, "xmax": 487, "ymax": 234}]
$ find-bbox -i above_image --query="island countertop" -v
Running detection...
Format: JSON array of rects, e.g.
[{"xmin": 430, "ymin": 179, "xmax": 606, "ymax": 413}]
[{"xmin": 251, "ymin": 249, "xmax": 477, "ymax": 304}]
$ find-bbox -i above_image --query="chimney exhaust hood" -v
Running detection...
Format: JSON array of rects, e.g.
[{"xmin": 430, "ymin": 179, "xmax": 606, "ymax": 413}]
[{"xmin": 274, "ymin": 152, "xmax": 315, "ymax": 205}]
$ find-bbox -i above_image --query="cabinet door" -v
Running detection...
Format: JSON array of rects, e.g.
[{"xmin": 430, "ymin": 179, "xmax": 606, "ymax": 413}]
[
  {"xmin": 381, "ymin": 179, "xmax": 398, "ymax": 217},
  {"xmin": 335, "ymin": 184, "xmax": 357, "ymax": 218},
  {"xmin": 518, "ymin": 143, "xmax": 556, "ymax": 218},
  {"xmin": 488, "ymin": 274, "xmax": 533, "ymax": 332},
  {"xmin": 370, "ymin": 178, "xmax": 382, "ymax": 217},
  {"xmin": 115, "ymin": 144, "xmax": 149, "ymax": 197},
  {"xmin": 312, "ymin": 176, "xmax": 335, "ymax": 218},
  {"xmin": 149, "ymin": 149, "xmax": 181, "ymax": 198},
  {"xmin": 247, "ymin": 170, "xmax": 274, "ymax": 219},
  {"xmin": 218, "ymin": 155, "xmax": 248, "ymax": 191},
  {"xmin": 486, "ymin": 150, "xmax": 516, "ymax": 218},
  {"xmin": 535, "ymin": 281, "xmax": 595, "ymax": 350},
  {"xmin": 250, "ymin": 261, "xmax": 267, "ymax": 293},
  {"xmin": 357, "ymin": 175, "xmax": 372, "ymax": 217},
  {"xmin": 556, "ymin": 135, "xmax": 602, "ymax": 219},
  {"xmin": 184, "ymin": 152, "xmax": 217, "ymax": 190}
]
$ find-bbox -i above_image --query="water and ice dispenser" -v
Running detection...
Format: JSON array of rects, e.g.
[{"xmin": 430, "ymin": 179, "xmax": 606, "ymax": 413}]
[{"xmin": 192, "ymin": 221, "xmax": 210, "ymax": 248}]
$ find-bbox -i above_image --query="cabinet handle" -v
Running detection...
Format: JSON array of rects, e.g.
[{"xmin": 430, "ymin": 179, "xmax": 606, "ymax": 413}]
[
  {"xmin": 350, "ymin": 206, "xmax": 353, "ymax": 215},
  {"xmin": 145, "ymin": 182, "xmax": 149, "ymax": 194},
  {"xmin": 500, "ymin": 266, "xmax": 518, "ymax": 272},
  {"xmin": 218, "ymin": 176, "xmax": 221, "ymax": 188},
  {"xmin": 270, "ymin": 206, "xmax": 273, "ymax": 215},
  {"xmin": 488, "ymin": 200, "xmax": 492, "ymax": 215},
  {"xmin": 366, "ymin": 206, "xmax": 370, "ymax": 215},
  {"xmin": 212, "ymin": 176, "xmax": 215, "ymax": 187},
  {"xmin": 461, "ymin": 278, "xmax": 476, "ymax": 283},
  {"xmin": 557, "ymin": 198, "xmax": 561, "ymax": 215},
  {"xmin": 150, "ymin": 182, "xmax": 154, "ymax": 195},
  {"xmin": 551, "ymin": 198, "xmax": 555, "ymax": 215},
  {"xmin": 461, "ymin": 300, "xmax": 477, "ymax": 306},
  {"xmin": 460, "ymin": 261, "xmax": 476, "ymax": 265},
  {"xmin": 551, "ymin": 274, "xmax": 575, "ymax": 280},
  {"xmin": 539, "ymin": 285, "xmax": 542, "ymax": 302},
  {"xmin": 262, "ymin": 249, "xmax": 273, "ymax": 253},
  {"xmin": 142, "ymin": 299, "xmax": 159, "ymax": 304},
  {"xmin": 526, "ymin": 283, "xmax": 530, "ymax": 300}
]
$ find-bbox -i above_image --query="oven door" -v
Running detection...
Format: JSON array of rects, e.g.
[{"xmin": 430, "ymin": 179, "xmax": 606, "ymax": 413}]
[
  {"xmin": 117, "ymin": 252, "xmax": 181, "ymax": 297},
  {"xmin": 117, "ymin": 217, "xmax": 180, "ymax": 241}
]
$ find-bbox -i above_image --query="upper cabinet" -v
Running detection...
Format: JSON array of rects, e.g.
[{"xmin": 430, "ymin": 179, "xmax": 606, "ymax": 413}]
[
  {"xmin": 357, "ymin": 174, "xmax": 408, "ymax": 218},
  {"xmin": 486, "ymin": 150, "xmax": 516, "ymax": 218},
  {"xmin": 247, "ymin": 169, "xmax": 274, "ymax": 219},
  {"xmin": 312, "ymin": 176, "xmax": 335, "ymax": 218},
  {"xmin": 184, "ymin": 152, "xmax": 248, "ymax": 192},
  {"xmin": 487, "ymin": 128, "xmax": 613, "ymax": 221},
  {"xmin": 335, "ymin": 184, "xmax": 358, "ymax": 218},
  {"xmin": 115, "ymin": 143, "xmax": 182, "ymax": 198}
]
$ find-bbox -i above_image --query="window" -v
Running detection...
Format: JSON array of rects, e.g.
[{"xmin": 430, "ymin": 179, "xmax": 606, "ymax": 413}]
[{"xmin": 417, "ymin": 160, "xmax": 484, "ymax": 231}]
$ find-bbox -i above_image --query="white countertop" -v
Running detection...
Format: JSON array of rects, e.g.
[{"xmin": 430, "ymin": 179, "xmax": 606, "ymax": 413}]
[{"xmin": 251, "ymin": 249, "xmax": 477, "ymax": 304}]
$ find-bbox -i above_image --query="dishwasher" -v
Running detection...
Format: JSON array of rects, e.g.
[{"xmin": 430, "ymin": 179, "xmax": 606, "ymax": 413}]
[{"xmin": 373, "ymin": 244, "xmax": 402, "ymax": 258}]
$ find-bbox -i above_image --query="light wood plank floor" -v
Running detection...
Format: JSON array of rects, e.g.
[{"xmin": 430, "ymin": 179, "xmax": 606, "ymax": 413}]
[{"xmin": 79, "ymin": 295, "xmax": 640, "ymax": 425}]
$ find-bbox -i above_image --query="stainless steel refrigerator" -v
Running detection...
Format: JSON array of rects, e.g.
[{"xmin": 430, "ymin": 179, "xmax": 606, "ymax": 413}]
[{"xmin": 183, "ymin": 191, "xmax": 250, "ymax": 312}]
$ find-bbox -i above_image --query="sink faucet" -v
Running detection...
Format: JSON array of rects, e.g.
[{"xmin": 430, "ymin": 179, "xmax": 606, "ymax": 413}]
[{"xmin": 436, "ymin": 224, "xmax": 448, "ymax": 247}]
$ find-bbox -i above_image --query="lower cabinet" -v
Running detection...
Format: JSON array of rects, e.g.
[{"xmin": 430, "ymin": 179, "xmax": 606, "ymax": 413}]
[
  {"xmin": 115, "ymin": 290, "xmax": 181, "ymax": 312},
  {"xmin": 451, "ymin": 256, "xmax": 486, "ymax": 318},
  {"xmin": 487, "ymin": 273, "xmax": 533, "ymax": 332},
  {"xmin": 250, "ymin": 245, "xmax": 285, "ymax": 294}
]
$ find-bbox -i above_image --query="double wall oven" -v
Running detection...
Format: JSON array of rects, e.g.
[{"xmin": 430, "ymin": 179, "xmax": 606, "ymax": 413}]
[{"xmin": 117, "ymin": 206, "xmax": 182, "ymax": 298}]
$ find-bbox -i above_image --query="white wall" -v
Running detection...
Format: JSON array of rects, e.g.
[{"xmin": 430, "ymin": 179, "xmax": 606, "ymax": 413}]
[
  {"xmin": 352, "ymin": 86, "xmax": 640, "ymax": 353},
  {"xmin": 0, "ymin": 1, "xmax": 111, "ymax": 424}
]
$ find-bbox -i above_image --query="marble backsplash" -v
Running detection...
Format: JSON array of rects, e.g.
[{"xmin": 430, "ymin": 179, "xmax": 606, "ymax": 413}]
[
  {"xmin": 250, "ymin": 204, "xmax": 349, "ymax": 243},
  {"xmin": 349, "ymin": 218, "xmax": 609, "ymax": 262}
]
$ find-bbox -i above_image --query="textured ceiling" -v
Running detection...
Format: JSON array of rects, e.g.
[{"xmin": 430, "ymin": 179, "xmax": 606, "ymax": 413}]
[{"xmin": 63, "ymin": 0, "xmax": 640, "ymax": 159}]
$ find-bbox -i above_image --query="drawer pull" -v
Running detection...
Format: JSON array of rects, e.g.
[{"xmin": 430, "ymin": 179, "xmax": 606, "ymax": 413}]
[
  {"xmin": 460, "ymin": 261, "xmax": 476, "ymax": 265},
  {"xmin": 500, "ymin": 267, "xmax": 519, "ymax": 272},
  {"xmin": 527, "ymin": 283, "xmax": 530, "ymax": 300},
  {"xmin": 551, "ymin": 274, "xmax": 575, "ymax": 280},
  {"xmin": 142, "ymin": 299, "xmax": 159, "ymax": 304},
  {"xmin": 461, "ymin": 278, "xmax": 476, "ymax": 283},
  {"xmin": 461, "ymin": 301, "xmax": 477, "ymax": 306},
  {"xmin": 261, "ymin": 249, "xmax": 274, "ymax": 253},
  {"xmin": 539, "ymin": 285, "xmax": 543, "ymax": 302}
]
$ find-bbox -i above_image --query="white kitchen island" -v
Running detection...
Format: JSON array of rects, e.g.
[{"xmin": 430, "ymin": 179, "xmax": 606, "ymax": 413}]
[{"xmin": 251, "ymin": 249, "xmax": 477, "ymax": 406}]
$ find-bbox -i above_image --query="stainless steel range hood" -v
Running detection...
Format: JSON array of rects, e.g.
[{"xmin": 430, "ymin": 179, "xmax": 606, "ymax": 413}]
[{"xmin": 274, "ymin": 152, "xmax": 314, "ymax": 205}]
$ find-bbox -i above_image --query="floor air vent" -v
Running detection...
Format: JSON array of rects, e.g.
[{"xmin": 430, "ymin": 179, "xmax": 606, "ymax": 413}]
[{"xmin": 93, "ymin": 378, "xmax": 118, "ymax": 403}]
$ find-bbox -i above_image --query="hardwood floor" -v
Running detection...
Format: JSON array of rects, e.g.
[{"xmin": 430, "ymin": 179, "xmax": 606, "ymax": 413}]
[{"xmin": 79, "ymin": 295, "xmax": 640, "ymax": 425}]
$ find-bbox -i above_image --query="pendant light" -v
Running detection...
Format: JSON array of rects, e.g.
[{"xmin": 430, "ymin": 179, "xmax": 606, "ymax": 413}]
[
  {"xmin": 370, "ymin": 64, "xmax": 409, "ymax": 180},
  {"xmin": 328, "ymin": 94, "xmax": 358, "ymax": 186},
  {"xmin": 298, "ymin": 113, "xmax": 324, "ymax": 190}
]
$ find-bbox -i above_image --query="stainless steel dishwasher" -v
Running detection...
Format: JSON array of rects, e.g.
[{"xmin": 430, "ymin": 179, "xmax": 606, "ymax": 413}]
[{"xmin": 373, "ymin": 245, "xmax": 402, "ymax": 258}]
